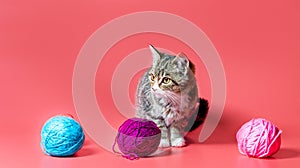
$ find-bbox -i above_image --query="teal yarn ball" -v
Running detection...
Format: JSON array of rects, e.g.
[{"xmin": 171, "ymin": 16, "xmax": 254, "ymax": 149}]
[{"xmin": 40, "ymin": 115, "xmax": 85, "ymax": 157}]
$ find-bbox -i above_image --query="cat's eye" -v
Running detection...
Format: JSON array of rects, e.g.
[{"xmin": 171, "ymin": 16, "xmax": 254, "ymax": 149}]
[
  {"xmin": 162, "ymin": 77, "xmax": 171, "ymax": 84},
  {"xmin": 150, "ymin": 74, "xmax": 155, "ymax": 81}
]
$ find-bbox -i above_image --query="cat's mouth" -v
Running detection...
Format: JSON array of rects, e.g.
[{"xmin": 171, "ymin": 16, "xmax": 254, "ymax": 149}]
[
  {"xmin": 153, "ymin": 89, "xmax": 173, "ymax": 100},
  {"xmin": 152, "ymin": 90, "xmax": 181, "ymax": 105},
  {"xmin": 152, "ymin": 91, "xmax": 164, "ymax": 98}
]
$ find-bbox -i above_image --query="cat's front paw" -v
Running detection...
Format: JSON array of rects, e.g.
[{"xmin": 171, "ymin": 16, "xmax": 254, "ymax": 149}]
[
  {"xmin": 171, "ymin": 138, "xmax": 186, "ymax": 147},
  {"xmin": 159, "ymin": 139, "xmax": 170, "ymax": 148}
]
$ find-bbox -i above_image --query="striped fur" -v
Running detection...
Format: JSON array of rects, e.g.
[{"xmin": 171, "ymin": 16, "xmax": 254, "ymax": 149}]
[{"xmin": 135, "ymin": 45, "xmax": 198, "ymax": 147}]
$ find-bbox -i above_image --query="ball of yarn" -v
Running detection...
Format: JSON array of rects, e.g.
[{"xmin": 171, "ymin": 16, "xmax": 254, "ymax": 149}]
[
  {"xmin": 41, "ymin": 115, "xmax": 85, "ymax": 157},
  {"xmin": 113, "ymin": 118, "xmax": 161, "ymax": 160},
  {"xmin": 236, "ymin": 118, "xmax": 282, "ymax": 158}
]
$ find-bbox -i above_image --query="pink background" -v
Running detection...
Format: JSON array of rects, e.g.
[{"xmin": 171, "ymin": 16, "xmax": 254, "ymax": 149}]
[{"xmin": 1, "ymin": 0, "xmax": 300, "ymax": 167}]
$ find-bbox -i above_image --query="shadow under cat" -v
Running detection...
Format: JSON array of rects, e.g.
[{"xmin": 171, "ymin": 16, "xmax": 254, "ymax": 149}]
[{"xmin": 185, "ymin": 98, "xmax": 238, "ymax": 145}]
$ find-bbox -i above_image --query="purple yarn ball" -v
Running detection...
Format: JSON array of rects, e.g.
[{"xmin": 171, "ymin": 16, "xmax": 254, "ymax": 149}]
[{"xmin": 114, "ymin": 118, "xmax": 161, "ymax": 159}]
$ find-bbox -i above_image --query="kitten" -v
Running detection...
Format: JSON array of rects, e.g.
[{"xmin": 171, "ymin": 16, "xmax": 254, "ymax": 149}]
[{"xmin": 135, "ymin": 45, "xmax": 201, "ymax": 147}]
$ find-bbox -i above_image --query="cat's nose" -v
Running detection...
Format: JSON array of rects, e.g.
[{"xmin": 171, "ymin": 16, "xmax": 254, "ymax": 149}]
[{"xmin": 152, "ymin": 88, "xmax": 157, "ymax": 92}]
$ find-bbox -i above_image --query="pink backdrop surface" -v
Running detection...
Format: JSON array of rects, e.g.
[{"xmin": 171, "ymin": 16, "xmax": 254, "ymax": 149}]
[{"xmin": 1, "ymin": 0, "xmax": 300, "ymax": 167}]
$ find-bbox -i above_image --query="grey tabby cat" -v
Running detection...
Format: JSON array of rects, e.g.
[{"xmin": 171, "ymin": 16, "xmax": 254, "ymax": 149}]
[{"xmin": 135, "ymin": 45, "xmax": 199, "ymax": 147}]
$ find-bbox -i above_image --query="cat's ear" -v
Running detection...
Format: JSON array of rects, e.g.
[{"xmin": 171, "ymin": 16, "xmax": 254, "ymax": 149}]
[
  {"xmin": 149, "ymin": 44, "xmax": 161, "ymax": 64},
  {"xmin": 173, "ymin": 52, "xmax": 190, "ymax": 73}
]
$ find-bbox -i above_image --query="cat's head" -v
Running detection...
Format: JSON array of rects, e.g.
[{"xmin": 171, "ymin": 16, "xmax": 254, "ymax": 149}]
[{"xmin": 148, "ymin": 45, "xmax": 195, "ymax": 96}]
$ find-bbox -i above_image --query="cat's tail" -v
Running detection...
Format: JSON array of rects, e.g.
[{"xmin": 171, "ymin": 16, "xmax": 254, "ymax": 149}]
[{"xmin": 186, "ymin": 98, "xmax": 209, "ymax": 132}]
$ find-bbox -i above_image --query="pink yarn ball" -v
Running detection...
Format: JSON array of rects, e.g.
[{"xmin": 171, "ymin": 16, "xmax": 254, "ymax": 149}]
[{"xmin": 236, "ymin": 118, "xmax": 282, "ymax": 158}]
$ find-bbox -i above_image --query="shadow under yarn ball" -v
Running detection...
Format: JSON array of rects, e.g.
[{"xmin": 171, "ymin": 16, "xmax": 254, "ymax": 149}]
[{"xmin": 40, "ymin": 115, "xmax": 85, "ymax": 157}]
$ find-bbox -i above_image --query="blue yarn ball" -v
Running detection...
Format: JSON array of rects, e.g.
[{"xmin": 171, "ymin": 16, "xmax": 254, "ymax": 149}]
[{"xmin": 40, "ymin": 115, "xmax": 85, "ymax": 157}]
